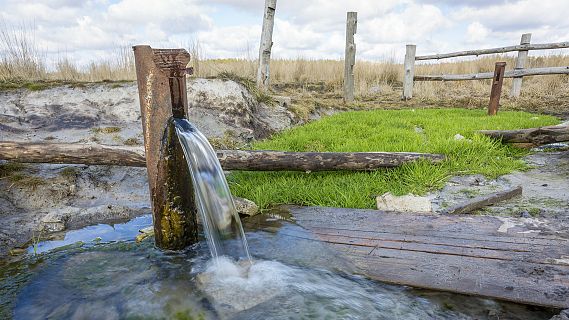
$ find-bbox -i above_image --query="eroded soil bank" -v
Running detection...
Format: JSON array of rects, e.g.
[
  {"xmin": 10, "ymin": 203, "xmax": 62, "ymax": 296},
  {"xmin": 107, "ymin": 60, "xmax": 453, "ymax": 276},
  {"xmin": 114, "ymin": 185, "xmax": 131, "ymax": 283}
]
[{"xmin": 0, "ymin": 79, "xmax": 332, "ymax": 257}]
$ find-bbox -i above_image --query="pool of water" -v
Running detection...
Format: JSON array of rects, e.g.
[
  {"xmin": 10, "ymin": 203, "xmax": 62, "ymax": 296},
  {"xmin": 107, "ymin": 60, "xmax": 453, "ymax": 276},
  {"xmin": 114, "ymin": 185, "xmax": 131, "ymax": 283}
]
[{"xmin": 0, "ymin": 214, "xmax": 557, "ymax": 319}]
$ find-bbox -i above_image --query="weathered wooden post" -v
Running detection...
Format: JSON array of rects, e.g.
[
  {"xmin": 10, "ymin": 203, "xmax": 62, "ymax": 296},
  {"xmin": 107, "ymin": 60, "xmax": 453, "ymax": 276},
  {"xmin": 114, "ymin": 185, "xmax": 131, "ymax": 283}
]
[
  {"xmin": 488, "ymin": 62, "xmax": 507, "ymax": 116},
  {"xmin": 402, "ymin": 44, "xmax": 416, "ymax": 100},
  {"xmin": 510, "ymin": 33, "xmax": 531, "ymax": 98},
  {"xmin": 132, "ymin": 46, "xmax": 199, "ymax": 250},
  {"xmin": 257, "ymin": 0, "xmax": 277, "ymax": 90},
  {"xmin": 343, "ymin": 11, "xmax": 357, "ymax": 103}
]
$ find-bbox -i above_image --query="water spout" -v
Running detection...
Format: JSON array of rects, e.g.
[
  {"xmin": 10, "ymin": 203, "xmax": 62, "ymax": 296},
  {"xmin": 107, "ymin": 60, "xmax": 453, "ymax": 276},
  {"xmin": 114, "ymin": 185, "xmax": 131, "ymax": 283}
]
[{"xmin": 174, "ymin": 118, "xmax": 252, "ymax": 263}]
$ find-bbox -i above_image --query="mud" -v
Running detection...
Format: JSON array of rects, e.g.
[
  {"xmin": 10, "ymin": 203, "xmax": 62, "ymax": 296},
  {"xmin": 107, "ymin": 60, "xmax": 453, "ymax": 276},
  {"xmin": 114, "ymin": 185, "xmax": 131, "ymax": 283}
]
[{"xmin": 431, "ymin": 151, "xmax": 569, "ymax": 239}]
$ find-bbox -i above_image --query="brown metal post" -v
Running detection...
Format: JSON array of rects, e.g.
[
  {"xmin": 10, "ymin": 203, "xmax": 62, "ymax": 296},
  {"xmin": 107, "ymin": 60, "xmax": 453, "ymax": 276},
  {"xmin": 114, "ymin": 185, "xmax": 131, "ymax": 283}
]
[
  {"xmin": 488, "ymin": 62, "xmax": 506, "ymax": 116},
  {"xmin": 132, "ymin": 45, "xmax": 198, "ymax": 250}
]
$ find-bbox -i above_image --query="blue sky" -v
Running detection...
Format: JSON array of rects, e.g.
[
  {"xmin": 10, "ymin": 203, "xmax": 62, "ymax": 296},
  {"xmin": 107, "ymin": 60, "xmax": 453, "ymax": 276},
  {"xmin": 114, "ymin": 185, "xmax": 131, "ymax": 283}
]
[{"xmin": 1, "ymin": 0, "xmax": 568, "ymax": 66}]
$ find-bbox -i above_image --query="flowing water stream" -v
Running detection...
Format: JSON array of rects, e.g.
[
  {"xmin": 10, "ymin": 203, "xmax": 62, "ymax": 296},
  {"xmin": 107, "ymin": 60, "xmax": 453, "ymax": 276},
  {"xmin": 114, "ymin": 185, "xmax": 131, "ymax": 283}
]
[
  {"xmin": 0, "ymin": 120, "xmax": 559, "ymax": 319},
  {"xmin": 174, "ymin": 118, "xmax": 251, "ymax": 263}
]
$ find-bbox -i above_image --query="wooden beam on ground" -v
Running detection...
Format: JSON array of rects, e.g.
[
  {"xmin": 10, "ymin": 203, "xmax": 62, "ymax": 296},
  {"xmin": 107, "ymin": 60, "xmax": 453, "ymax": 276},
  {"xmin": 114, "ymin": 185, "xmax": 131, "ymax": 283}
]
[
  {"xmin": 415, "ymin": 41, "xmax": 569, "ymax": 61},
  {"xmin": 479, "ymin": 124, "xmax": 569, "ymax": 146},
  {"xmin": 444, "ymin": 186, "xmax": 522, "ymax": 215},
  {"xmin": 271, "ymin": 206, "xmax": 569, "ymax": 308},
  {"xmin": 0, "ymin": 141, "xmax": 446, "ymax": 171},
  {"xmin": 488, "ymin": 62, "xmax": 506, "ymax": 116},
  {"xmin": 415, "ymin": 66, "xmax": 569, "ymax": 81},
  {"xmin": 343, "ymin": 12, "xmax": 357, "ymax": 103}
]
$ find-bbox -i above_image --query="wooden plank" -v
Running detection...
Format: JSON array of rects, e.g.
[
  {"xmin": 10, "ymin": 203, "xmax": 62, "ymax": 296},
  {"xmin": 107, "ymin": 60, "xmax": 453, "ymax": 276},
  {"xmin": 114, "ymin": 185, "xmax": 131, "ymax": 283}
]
[
  {"xmin": 285, "ymin": 206, "xmax": 569, "ymax": 308},
  {"xmin": 343, "ymin": 12, "xmax": 357, "ymax": 103},
  {"xmin": 415, "ymin": 66, "xmax": 569, "ymax": 81},
  {"xmin": 290, "ymin": 207, "xmax": 567, "ymax": 244},
  {"xmin": 445, "ymin": 186, "xmax": 522, "ymax": 214},
  {"xmin": 253, "ymin": 225, "xmax": 566, "ymax": 266},
  {"xmin": 0, "ymin": 141, "xmax": 446, "ymax": 171},
  {"xmin": 479, "ymin": 124, "xmax": 569, "ymax": 146},
  {"xmin": 402, "ymin": 44, "xmax": 416, "ymax": 99},
  {"xmin": 511, "ymin": 33, "xmax": 532, "ymax": 98},
  {"xmin": 415, "ymin": 41, "xmax": 569, "ymax": 60},
  {"xmin": 256, "ymin": 0, "xmax": 277, "ymax": 90},
  {"xmin": 488, "ymin": 62, "xmax": 506, "ymax": 115}
]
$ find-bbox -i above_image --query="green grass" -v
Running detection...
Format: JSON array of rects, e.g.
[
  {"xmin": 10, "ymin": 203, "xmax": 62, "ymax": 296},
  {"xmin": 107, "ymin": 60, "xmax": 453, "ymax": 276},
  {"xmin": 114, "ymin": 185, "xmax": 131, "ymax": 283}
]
[
  {"xmin": 228, "ymin": 109, "xmax": 559, "ymax": 210},
  {"xmin": 0, "ymin": 162, "xmax": 26, "ymax": 177},
  {"xmin": 91, "ymin": 126, "xmax": 121, "ymax": 134}
]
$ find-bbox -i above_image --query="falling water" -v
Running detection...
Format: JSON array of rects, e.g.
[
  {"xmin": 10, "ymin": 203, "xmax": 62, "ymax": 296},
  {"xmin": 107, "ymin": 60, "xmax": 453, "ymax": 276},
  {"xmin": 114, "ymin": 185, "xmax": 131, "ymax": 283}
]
[{"xmin": 174, "ymin": 118, "xmax": 252, "ymax": 262}]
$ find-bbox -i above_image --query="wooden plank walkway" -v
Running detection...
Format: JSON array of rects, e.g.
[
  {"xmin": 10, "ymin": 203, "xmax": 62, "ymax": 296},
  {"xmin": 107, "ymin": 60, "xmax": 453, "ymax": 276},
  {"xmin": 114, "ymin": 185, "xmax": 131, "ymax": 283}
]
[{"xmin": 270, "ymin": 206, "xmax": 569, "ymax": 308}]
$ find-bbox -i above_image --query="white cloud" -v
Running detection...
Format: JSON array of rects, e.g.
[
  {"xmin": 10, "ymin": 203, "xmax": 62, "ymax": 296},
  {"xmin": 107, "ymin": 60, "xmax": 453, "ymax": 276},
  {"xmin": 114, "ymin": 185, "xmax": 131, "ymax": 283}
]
[
  {"xmin": 1, "ymin": 0, "xmax": 569, "ymax": 66},
  {"xmin": 454, "ymin": 0, "xmax": 569, "ymax": 32},
  {"xmin": 466, "ymin": 22, "xmax": 490, "ymax": 43}
]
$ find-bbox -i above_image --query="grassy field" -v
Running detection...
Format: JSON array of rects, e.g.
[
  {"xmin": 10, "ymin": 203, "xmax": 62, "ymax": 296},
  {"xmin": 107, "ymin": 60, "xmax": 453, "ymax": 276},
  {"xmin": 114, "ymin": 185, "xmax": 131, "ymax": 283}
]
[{"xmin": 228, "ymin": 109, "xmax": 560, "ymax": 210}]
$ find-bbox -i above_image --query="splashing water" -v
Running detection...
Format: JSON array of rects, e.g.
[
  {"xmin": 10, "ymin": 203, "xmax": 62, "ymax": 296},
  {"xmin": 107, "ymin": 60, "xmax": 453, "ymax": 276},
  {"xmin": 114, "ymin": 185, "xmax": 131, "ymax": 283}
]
[{"xmin": 174, "ymin": 118, "xmax": 251, "ymax": 262}]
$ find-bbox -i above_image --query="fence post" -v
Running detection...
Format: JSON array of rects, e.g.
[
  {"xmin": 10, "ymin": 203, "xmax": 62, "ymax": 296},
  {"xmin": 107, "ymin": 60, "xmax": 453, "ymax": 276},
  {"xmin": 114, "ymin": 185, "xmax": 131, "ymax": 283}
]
[
  {"xmin": 510, "ymin": 33, "xmax": 532, "ymax": 98},
  {"xmin": 402, "ymin": 44, "xmax": 416, "ymax": 100},
  {"xmin": 256, "ymin": 0, "xmax": 277, "ymax": 90},
  {"xmin": 488, "ymin": 62, "xmax": 507, "ymax": 116},
  {"xmin": 343, "ymin": 12, "xmax": 357, "ymax": 103}
]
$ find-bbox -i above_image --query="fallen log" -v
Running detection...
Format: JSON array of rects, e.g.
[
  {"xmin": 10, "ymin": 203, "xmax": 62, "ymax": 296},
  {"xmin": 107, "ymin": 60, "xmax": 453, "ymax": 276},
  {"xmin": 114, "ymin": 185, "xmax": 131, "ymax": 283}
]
[
  {"xmin": 0, "ymin": 141, "xmax": 445, "ymax": 171},
  {"xmin": 443, "ymin": 186, "xmax": 522, "ymax": 215},
  {"xmin": 479, "ymin": 123, "xmax": 569, "ymax": 146}
]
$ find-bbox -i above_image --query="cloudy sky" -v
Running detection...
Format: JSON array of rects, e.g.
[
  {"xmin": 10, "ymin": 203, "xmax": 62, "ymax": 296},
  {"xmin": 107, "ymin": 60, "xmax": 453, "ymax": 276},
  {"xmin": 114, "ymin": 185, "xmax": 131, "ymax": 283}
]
[{"xmin": 1, "ymin": 0, "xmax": 569, "ymax": 65}]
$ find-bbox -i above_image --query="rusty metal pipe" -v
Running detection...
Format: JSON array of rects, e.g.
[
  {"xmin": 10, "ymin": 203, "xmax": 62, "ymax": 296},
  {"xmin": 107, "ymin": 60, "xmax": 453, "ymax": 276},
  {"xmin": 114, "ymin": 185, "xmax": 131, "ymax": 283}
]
[{"xmin": 133, "ymin": 45, "xmax": 198, "ymax": 250}]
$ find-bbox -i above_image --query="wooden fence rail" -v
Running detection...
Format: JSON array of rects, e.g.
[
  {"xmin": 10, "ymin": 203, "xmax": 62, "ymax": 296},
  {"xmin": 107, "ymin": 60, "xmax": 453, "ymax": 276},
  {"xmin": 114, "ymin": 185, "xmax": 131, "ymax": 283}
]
[
  {"xmin": 414, "ymin": 66, "xmax": 569, "ymax": 81},
  {"xmin": 415, "ymin": 41, "xmax": 569, "ymax": 61},
  {"xmin": 403, "ymin": 33, "xmax": 569, "ymax": 99}
]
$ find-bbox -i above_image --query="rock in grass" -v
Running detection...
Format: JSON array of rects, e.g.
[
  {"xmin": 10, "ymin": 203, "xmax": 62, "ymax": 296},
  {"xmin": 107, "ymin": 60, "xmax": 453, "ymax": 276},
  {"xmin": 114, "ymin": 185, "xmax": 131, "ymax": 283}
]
[
  {"xmin": 376, "ymin": 193, "xmax": 432, "ymax": 213},
  {"xmin": 234, "ymin": 197, "xmax": 259, "ymax": 216}
]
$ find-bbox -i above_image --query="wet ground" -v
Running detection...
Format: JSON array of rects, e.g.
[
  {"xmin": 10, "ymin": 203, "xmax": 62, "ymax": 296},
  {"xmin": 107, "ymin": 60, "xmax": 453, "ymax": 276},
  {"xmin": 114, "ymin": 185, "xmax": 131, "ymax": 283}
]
[
  {"xmin": 0, "ymin": 214, "xmax": 559, "ymax": 319},
  {"xmin": 431, "ymin": 150, "xmax": 569, "ymax": 238}
]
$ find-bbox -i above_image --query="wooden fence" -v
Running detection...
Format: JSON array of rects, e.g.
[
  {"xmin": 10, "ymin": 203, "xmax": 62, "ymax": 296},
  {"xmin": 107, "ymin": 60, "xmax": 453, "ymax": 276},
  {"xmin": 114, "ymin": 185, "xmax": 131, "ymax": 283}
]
[{"xmin": 402, "ymin": 33, "xmax": 569, "ymax": 99}]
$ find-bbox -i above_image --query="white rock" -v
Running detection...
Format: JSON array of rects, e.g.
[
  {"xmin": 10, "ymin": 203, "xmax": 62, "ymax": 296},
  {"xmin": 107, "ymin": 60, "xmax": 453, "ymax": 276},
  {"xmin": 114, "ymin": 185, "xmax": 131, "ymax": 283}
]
[
  {"xmin": 454, "ymin": 134, "xmax": 465, "ymax": 140},
  {"xmin": 233, "ymin": 197, "xmax": 259, "ymax": 216},
  {"xmin": 376, "ymin": 192, "xmax": 433, "ymax": 213}
]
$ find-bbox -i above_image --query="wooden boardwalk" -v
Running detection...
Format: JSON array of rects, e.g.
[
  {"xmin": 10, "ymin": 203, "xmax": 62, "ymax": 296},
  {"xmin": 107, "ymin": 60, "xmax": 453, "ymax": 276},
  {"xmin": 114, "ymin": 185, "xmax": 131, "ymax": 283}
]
[{"xmin": 266, "ymin": 206, "xmax": 569, "ymax": 308}]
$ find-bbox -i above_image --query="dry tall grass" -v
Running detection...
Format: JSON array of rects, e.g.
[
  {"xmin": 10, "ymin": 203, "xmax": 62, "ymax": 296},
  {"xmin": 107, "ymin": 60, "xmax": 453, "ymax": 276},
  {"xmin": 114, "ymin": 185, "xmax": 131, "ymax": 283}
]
[
  {"xmin": 195, "ymin": 54, "xmax": 569, "ymax": 98},
  {"xmin": 1, "ymin": 23, "xmax": 568, "ymax": 114},
  {"xmin": 0, "ymin": 24, "xmax": 135, "ymax": 82}
]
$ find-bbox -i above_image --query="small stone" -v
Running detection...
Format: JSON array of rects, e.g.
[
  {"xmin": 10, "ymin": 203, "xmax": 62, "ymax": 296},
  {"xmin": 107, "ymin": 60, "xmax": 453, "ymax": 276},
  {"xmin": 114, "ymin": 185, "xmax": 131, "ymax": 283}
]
[
  {"xmin": 376, "ymin": 193, "xmax": 432, "ymax": 213},
  {"xmin": 233, "ymin": 197, "xmax": 259, "ymax": 216},
  {"xmin": 40, "ymin": 213, "xmax": 66, "ymax": 232},
  {"xmin": 550, "ymin": 309, "xmax": 569, "ymax": 320},
  {"xmin": 454, "ymin": 134, "xmax": 465, "ymax": 141},
  {"xmin": 519, "ymin": 211, "xmax": 531, "ymax": 218}
]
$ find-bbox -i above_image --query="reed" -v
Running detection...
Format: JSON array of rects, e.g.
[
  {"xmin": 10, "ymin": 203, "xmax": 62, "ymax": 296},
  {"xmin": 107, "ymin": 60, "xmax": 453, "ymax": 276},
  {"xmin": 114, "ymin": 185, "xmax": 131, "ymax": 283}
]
[{"xmin": 1, "ymin": 24, "xmax": 568, "ymax": 106}]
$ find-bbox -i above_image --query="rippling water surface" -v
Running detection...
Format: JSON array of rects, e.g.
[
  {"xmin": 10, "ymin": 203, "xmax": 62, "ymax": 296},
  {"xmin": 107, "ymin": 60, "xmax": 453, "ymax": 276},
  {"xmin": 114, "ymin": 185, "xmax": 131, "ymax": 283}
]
[{"xmin": 0, "ymin": 214, "xmax": 556, "ymax": 319}]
